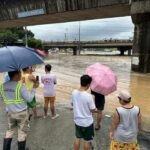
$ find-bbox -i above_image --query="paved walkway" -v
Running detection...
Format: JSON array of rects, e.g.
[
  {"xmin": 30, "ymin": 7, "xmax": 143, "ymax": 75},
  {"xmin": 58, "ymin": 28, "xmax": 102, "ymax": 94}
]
[{"xmin": 0, "ymin": 104, "xmax": 150, "ymax": 150}]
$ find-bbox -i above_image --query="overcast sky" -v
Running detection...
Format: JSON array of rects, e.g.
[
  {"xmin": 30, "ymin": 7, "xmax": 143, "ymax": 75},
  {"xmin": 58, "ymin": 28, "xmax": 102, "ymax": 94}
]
[{"xmin": 28, "ymin": 16, "xmax": 134, "ymax": 41}]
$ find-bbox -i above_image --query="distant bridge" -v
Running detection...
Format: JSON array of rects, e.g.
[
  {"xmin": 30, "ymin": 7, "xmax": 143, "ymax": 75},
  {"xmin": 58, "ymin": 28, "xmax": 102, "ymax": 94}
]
[{"xmin": 43, "ymin": 40, "xmax": 133, "ymax": 55}]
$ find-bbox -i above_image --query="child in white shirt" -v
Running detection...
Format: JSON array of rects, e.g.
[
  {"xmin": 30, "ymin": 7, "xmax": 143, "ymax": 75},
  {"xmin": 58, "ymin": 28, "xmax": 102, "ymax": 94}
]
[{"xmin": 41, "ymin": 64, "xmax": 59, "ymax": 119}]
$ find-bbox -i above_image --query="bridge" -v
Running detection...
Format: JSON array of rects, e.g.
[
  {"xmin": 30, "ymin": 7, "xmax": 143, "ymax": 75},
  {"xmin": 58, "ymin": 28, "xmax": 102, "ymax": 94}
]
[
  {"xmin": 43, "ymin": 40, "xmax": 132, "ymax": 55},
  {"xmin": 0, "ymin": 0, "xmax": 149, "ymax": 72},
  {"xmin": 0, "ymin": 0, "xmax": 130, "ymax": 28}
]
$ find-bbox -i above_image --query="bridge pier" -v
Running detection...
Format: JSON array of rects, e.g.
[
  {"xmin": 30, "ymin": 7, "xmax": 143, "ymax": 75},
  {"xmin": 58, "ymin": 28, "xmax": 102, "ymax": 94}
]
[
  {"xmin": 131, "ymin": 0, "xmax": 150, "ymax": 73},
  {"xmin": 73, "ymin": 47, "xmax": 77, "ymax": 55},
  {"xmin": 128, "ymin": 49, "xmax": 132, "ymax": 56},
  {"xmin": 118, "ymin": 47, "xmax": 126, "ymax": 56},
  {"xmin": 118, "ymin": 47, "xmax": 131, "ymax": 56},
  {"xmin": 73, "ymin": 47, "xmax": 80, "ymax": 55}
]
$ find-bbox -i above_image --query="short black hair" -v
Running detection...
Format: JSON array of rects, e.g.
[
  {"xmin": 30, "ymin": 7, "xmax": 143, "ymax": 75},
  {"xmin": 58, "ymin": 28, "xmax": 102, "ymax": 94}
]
[
  {"xmin": 8, "ymin": 70, "xmax": 21, "ymax": 79},
  {"xmin": 80, "ymin": 75, "xmax": 92, "ymax": 87},
  {"xmin": 22, "ymin": 67, "xmax": 30, "ymax": 72},
  {"xmin": 45, "ymin": 64, "xmax": 52, "ymax": 72}
]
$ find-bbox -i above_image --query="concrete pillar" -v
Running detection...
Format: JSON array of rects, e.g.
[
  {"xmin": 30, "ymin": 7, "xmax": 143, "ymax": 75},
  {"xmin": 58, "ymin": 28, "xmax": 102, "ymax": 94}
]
[
  {"xmin": 73, "ymin": 47, "xmax": 77, "ymax": 55},
  {"xmin": 77, "ymin": 48, "xmax": 81, "ymax": 55},
  {"xmin": 128, "ymin": 49, "xmax": 132, "ymax": 56},
  {"xmin": 120, "ymin": 49, "xmax": 125, "ymax": 56},
  {"xmin": 131, "ymin": 0, "xmax": 150, "ymax": 73},
  {"xmin": 73, "ymin": 47, "xmax": 81, "ymax": 55},
  {"xmin": 118, "ymin": 47, "xmax": 126, "ymax": 56}
]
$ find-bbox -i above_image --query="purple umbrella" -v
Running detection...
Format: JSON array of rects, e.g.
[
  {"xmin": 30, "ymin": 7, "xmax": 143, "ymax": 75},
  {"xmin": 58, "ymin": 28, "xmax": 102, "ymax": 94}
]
[{"xmin": 86, "ymin": 63, "xmax": 117, "ymax": 96}]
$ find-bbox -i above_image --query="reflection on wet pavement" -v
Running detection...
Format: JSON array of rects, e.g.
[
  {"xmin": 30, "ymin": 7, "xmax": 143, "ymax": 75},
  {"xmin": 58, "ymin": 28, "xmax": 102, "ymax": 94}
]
[{"xmin": 35, "ymin": 54, "xmax": 150, "ymax": 131}]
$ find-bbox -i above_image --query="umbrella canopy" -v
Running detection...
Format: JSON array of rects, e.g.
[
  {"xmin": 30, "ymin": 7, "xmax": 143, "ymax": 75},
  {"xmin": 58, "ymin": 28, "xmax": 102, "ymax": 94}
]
[
  {"xmin": 34, "ymin": 48, "xmax": 47, "ymax": 58},
  {"xmin": 86, "ymin": 63, "xmax": 117, "ymax": 96},
  {"xmin": 0, "ymin": 46, "xmax": 44, "ymax": 72}
]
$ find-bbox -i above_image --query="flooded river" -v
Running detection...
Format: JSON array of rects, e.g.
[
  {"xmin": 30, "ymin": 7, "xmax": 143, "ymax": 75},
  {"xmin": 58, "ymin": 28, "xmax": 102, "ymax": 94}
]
[
  {"xmin": 0, "ymin": 53, "xmax": 150, "ymax": 131},
  {"xmin": 35, "ymin": 53, "xmax": 150, "ymax": 131}
]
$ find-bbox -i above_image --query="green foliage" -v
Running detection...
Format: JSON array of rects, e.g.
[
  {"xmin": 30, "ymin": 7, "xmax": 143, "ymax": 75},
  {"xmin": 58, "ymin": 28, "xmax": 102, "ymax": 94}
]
[
  {"xmin": 0, "ymin": 29, "xmax": 18, "ymax": 45},
  {"xmin": 0, "ymin": 27, "xmax": 34, "ymax": 46},
  {"xmin": 28, "ymin": 38, "xmax": 43, "ymax": 49},
  {"xmin": 10, "ymin": 27, "xmax": 34, "ymax": 39},
  {"xmin": 0, "ymin": 27, "xmax": 43, "ymax": 49}
]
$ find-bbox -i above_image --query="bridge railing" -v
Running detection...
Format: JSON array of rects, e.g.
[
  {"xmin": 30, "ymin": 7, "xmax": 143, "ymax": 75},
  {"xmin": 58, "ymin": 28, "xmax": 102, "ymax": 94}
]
[{"xmin": 43, "ymin": 39, "xmax": 133, "ymax": 45}]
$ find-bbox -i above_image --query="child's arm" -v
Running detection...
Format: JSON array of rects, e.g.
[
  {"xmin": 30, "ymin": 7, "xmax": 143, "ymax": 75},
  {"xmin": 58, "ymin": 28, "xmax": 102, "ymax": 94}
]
[
  {"xmin": 28, "ymin": 74, "xmax": 36, "ymax": 82},
  {"xmin": 41, "ymin": 76, "xmax": 44, "ymax": 84},
  {"xmin": 89, "ymin": 95, "xmax": 97, "ymax": 113},
  {"xmin": 53, "ymin": 76, "xmax": 57, "ymax": 84},
  {"xmin": 90, "ymin": 108, "xmax": 98, "ymax": 113},
  {"xmin": 138, "ymin": 108, "xmax": 142, "ymax": 132},
  {"xmin": 109, "ymin": 110, "xmax": 119, "ymax": 139},
  {"xmin": 22, "ymin": 77, "xmax": 25, "ymax": 83}
]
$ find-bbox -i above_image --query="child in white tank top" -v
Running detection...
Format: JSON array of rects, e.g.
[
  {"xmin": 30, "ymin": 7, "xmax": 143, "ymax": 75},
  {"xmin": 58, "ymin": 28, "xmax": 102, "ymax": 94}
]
[{"xmin": 109, "ymin": 90, "xmax": 141, "ymax": 149}]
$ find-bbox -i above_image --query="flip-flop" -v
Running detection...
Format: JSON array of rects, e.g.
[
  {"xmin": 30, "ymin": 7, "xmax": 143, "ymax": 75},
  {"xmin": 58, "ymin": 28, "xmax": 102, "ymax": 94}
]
[{"xmin": 95, "ymin": 125, "xmax": 101, "ymax": 131}]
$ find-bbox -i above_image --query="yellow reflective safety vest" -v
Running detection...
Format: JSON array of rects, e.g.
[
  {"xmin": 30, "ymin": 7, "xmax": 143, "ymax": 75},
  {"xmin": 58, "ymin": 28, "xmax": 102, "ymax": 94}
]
[{"xmin": 0, "ymin": 82, "xmax": 24, "ymax": 104}]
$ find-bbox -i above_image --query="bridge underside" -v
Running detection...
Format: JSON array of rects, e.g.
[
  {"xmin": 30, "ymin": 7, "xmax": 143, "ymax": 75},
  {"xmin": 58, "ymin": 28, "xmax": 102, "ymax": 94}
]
[{"xmin": 0, "ymin": 4, "xmax": 130, "ymax": 28}]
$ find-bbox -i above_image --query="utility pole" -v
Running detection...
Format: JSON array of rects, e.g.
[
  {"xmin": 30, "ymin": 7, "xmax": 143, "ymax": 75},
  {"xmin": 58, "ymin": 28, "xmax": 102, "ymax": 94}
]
[
  {"xmin": 64, "ymin": 33, "xmax": 67, "ymax": 41},
  {"xmin": 78, "ymin": 21, "xmax": 81, "ymax": 54},
  {"xmin": 25, "ymin": 26, "xmax": 28, "ymax": 47}
]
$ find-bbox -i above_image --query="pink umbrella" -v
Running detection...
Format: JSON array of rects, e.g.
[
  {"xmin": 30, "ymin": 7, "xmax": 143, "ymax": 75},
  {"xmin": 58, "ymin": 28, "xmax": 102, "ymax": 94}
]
[
  {"xmin": 34, "ymin": 48, "xmax": 47, "ymax": 58},
  {"xmin": 86, "ymin": 63, "xmax": 117, "ymax": 96}
]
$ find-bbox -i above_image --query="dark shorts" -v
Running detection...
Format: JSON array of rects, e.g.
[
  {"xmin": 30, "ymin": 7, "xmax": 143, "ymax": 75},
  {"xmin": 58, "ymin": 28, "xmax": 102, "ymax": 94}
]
[
  {"xmin": 91, "ymin": 90, "xmax": 105, "ymax": 111},
  {"xmin": 27, "ymin": 97, "xmax": 37, "ymax": 108},
  {"xmin": 75, "ymin": 124, "xmax": 94, "ymax": 141}
]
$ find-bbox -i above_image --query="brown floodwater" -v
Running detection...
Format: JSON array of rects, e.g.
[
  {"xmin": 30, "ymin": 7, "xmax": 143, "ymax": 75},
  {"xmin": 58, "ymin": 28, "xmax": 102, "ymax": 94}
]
[
  {"xmin": 38, "ymin": 54, "xmax": 150, "ymax": 131},
  {"xmin": 0, "ymin": 53, "xmax": 150, "ymax": 131}
]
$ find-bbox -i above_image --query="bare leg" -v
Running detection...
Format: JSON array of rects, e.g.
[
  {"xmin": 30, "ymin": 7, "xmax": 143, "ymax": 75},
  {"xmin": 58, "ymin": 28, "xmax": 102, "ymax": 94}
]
[
  {"xmin": 50, "ymin": 100, "xmax": 55, "ymax": 117},
  {"xmin": 95, "ymin": 110, "xmax": 102, "ymax": 129},
  {"xmin": 84, "ymin": 141, "xmax": 90, "ymax": 150},
  {"xmin": 32, "ymin": 107, "xmax": 37, "ymax": 118},
  {"xmin": 44, "ymin": 100, "xmax": 49, "ymax": 117},
  {"xmin": 28, "ymin": 108, "xmax": 32, "ymax": 120},
  {"xmin": 74, "ymin": 138, "xmax": 80, "ymax": 150}
]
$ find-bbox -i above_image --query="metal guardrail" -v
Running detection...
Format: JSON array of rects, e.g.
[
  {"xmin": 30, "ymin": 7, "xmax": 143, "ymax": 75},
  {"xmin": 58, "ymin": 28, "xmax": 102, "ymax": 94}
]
[{"xmin": 43, "ymin": 40, "xmax": 133, "ymax": 45}]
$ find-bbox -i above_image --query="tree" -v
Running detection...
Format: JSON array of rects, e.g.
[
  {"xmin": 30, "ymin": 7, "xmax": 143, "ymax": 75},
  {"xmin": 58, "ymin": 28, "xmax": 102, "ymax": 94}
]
[
  {"xmin": 9, "ymin": 27, "xmax": 34, "ymax": 39},
  {"xmin": 0, "ymin": 27, "xmax": 43, "ymax": 49},
  {"xmin": 0, "ymin": 29, "xmax": 18, "ymax": 45},
  {"xmin": 28, "ymin": 38, "xmax": 43, "ymax": 49}
]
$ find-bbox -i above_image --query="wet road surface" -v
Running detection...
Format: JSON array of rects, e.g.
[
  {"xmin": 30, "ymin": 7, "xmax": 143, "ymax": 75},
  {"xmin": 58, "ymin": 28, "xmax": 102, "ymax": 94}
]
[
  {"xmin": 35, "ymin": 54, "xmax": 150, "ymax": 131},
  {"xmin": 0, "ymin": 54, "xmax": 150, "ymax": 149}
]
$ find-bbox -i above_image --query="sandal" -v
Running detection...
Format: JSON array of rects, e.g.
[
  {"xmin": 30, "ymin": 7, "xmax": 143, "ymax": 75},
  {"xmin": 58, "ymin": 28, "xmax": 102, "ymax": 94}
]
[{"xmin": 95, "ymin": 125, "xmax": 101, "ymax": 131}]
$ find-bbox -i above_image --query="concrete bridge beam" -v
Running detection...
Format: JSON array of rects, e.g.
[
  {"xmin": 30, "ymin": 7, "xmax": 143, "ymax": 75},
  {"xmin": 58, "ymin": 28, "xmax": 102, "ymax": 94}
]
[
  {"xmin": 0, "ymin": 0, "xmax": 130, "ymax": 28},
  {"xmin": 131, "ymin": 0, "xmax": 150, "ymax": 73}
]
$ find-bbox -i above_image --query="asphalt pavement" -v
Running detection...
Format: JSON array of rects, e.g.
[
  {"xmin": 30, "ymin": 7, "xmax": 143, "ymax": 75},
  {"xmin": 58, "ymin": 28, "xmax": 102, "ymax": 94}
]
[{"xmin": 0, "ymin": 103, "xmax": 150, "ymax": 150}]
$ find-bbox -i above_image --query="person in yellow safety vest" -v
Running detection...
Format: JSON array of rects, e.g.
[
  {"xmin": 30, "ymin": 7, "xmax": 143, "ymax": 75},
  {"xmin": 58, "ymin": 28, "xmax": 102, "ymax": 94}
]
[{"xmin": 0, "ymin": 70, "xmax": 39, "ymax": 150}]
